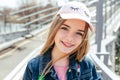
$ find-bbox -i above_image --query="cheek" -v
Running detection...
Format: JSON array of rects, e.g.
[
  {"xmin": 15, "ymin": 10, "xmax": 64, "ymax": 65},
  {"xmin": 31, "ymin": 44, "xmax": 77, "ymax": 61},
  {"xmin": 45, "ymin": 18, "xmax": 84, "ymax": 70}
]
[
  {"xmin": 55, "ymin": 30, "xmax": 66, "ymax": 39},
  {"xmin": 54, "ymin": 31, "xmax": 63, "ymax": 43},
  {"xmin": 73, "ymin": 36, "xmax": 83, "ymax": 44},
  {"xmin": 76, "ymin": 40, "xmax": 82, "ymax": 46}
]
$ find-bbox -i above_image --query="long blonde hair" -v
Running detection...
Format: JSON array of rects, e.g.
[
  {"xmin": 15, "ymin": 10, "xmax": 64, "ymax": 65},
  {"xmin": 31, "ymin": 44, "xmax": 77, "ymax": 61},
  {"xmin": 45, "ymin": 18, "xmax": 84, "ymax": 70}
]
[{"xmin": 40, "ymin": 14, "xmax": 90, "ymax": 77}]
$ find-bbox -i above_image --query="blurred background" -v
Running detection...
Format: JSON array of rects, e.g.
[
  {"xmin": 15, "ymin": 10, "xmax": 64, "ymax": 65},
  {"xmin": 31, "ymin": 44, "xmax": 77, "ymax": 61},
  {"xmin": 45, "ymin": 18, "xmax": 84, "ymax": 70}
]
[{"xmin": 0, "ymin": 0, "xmax": 120, "ymax": 80}]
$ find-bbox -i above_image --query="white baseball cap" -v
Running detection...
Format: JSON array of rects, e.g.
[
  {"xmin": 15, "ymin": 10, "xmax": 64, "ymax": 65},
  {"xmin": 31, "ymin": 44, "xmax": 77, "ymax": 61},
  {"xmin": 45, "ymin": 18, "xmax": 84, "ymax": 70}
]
[{"xmin": 57, "ymin": 1, "xmax": 94, "ymax": 32}]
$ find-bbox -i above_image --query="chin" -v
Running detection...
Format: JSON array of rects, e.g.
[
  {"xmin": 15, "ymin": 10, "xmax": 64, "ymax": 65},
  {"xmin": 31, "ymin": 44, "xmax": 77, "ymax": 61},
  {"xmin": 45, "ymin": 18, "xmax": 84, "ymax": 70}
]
[{"xmin": 60, "ymin": 48, "xmax": 74, "ymax": 54}]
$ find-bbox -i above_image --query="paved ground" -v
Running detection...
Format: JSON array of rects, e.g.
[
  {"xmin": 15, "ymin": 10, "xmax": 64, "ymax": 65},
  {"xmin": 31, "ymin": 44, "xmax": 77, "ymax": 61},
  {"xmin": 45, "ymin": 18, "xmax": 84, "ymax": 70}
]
[{"xmin": 0, "ymin": 26, "xmax": 49, "ymax": 80}]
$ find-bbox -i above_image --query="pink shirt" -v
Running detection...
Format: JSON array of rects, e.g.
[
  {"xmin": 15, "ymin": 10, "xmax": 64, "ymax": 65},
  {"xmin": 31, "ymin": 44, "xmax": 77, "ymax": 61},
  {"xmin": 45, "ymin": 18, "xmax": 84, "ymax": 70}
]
[{"xmin": 54, "ymin": 65, "xmax": 68, "ymax": 80}]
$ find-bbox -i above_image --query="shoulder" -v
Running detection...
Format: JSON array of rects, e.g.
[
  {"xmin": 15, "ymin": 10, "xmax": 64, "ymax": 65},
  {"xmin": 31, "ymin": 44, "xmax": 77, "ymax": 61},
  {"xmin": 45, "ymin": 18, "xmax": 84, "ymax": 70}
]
[
  {"xmin": 80, "ymin": 56, "xmax": 95, "ymax": 68},
  {"xmin": 28, "ymin": 56, "xmax": 41, "ymax": 65},
  {"xmin": 80, "ymin": 57, "xmax": 103, "ymax": 79},
  {"xmin": 27, "ymin": 55, "xmax": 43, "ymax": 72},
  {"xmin": 23, "ymin": 55, "xmax": 43, "ymax": 80}
]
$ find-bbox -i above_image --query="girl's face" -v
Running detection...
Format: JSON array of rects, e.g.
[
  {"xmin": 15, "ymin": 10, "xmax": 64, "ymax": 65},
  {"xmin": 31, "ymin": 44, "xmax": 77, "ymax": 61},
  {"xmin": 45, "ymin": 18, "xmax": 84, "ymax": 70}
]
[{"xmin": 54, "ymin": 19, "xmax": 86, "ymax": 54}]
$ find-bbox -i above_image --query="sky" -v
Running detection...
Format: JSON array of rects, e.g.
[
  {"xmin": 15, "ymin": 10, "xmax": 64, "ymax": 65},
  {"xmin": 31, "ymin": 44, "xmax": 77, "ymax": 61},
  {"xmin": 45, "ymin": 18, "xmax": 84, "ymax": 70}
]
[
  {"xmin": 0, "ymin": 0, "xmax": 19, "ymax": 8},
  {"xmin": 0, "ymin": 0, "xmax": 39, "ymax": 9},
  {"xmin": 0, "ymin": 0, "xmax": 68, "ymax": 9},
  {"xmin": 0, "ymin": 0, "xmax": 49, "ymax": 9}
]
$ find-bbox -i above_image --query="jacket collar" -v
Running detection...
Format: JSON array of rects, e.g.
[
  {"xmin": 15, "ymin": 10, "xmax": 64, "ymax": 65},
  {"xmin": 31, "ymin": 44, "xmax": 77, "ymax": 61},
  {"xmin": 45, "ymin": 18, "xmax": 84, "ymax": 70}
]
[{"xmin": 39, "ymin": 48, "xmax": 79, "ymax": 74}]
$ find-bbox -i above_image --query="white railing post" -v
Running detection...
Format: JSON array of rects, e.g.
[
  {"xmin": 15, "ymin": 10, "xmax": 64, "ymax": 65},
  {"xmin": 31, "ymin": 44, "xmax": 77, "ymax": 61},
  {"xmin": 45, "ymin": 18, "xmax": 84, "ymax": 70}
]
[{"xmin": 96, "ymin": 52, "xmax": 110, "ymax": 67}]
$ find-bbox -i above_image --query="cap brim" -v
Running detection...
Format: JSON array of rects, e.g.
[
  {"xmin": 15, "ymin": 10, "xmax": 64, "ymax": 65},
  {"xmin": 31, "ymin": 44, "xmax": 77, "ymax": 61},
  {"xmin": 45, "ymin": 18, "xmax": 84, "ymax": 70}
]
[{"xmin": 59, "ymin": 13, "xmax": 94, "ymax": 32}]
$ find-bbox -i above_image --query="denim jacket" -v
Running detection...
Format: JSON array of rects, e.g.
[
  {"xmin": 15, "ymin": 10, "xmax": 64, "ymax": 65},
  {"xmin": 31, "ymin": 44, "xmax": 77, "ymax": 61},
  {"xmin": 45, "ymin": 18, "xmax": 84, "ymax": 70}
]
[{"xmin": 23, "ymin": 48, "xmax": 103, "ymax": 80}]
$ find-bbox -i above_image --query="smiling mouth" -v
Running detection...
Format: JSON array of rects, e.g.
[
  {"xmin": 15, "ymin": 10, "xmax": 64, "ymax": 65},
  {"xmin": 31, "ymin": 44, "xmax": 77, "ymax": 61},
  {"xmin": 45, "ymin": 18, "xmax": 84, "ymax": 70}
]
[{"xmin": 61, "ymin": 41, "xmax": 74, "ymax": 48}]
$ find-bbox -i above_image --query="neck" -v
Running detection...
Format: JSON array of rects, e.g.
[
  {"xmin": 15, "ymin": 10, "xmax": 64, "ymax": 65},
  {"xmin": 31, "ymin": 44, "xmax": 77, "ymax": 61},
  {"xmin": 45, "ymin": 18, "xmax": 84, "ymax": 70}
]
[{"xmin": 52, "ymin": 46, "xmax": 69, "ymax": 66}]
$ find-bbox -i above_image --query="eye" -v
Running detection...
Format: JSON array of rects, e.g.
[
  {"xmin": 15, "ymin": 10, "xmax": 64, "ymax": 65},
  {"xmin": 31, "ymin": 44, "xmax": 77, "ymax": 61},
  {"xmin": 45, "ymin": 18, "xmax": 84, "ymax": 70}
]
[
  {"xmin": 76, "ymin": 32, "xmax": 83, "ymax": 37},
  {"xmin": 60, "ymin": 25, "xmax": 68, "ymax": 31}
]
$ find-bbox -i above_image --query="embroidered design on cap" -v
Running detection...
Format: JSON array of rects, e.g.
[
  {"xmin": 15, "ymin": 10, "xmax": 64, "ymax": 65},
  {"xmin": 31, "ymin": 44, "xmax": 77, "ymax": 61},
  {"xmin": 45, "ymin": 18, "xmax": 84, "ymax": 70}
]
[
  {"xmin": 70, "ymin": 7, "xmax": 79, "ymax": 11},
  {"xmin": 70, "ymin": 6, "xmax": 89, "ymax": 18},
  {"xmin": 84, "ymin": 11, "xmax": 89, "ymax": 18}
]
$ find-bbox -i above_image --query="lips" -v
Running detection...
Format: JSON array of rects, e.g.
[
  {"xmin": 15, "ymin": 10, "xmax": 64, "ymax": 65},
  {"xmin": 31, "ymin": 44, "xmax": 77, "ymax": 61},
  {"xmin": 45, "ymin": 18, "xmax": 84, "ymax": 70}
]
[{"xmin": 61, "ymin": 41, "xmax": 74, "ymax": 48}]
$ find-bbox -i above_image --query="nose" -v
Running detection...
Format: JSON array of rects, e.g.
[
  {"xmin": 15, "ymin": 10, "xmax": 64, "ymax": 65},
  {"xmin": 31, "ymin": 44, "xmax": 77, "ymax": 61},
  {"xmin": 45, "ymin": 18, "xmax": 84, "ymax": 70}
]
[{"xmin": 66, "ymin": 33, "xmax": 74, "ymax": 42}]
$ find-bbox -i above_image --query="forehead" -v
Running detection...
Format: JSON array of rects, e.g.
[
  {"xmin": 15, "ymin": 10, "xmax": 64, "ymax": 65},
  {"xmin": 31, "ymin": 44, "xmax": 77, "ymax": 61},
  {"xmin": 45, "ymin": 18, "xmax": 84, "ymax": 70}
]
[{"xmin": 63, "ymin": 19, "xmax": 86, "ymax": 30}]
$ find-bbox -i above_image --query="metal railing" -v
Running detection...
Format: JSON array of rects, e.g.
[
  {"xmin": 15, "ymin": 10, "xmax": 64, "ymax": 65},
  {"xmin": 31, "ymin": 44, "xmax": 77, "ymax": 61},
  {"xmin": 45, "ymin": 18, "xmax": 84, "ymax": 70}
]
[
  {"xmin": 10, "ymin": 5, "xmax": 42, "ymax": 15},
  {"xmin": 20, "ymin": 11, "xmax": 56, "ymax": 28},
  {"xmin": 90, "ymin": 53, "xmax": 120, "ymax": 80},
  {"xmin": 17, "ymin": 7, "xmax": 58, "ymax": 21},
  {"xmin": 0, "ymin": 4, "xmax": 58, "ymax": 46}
]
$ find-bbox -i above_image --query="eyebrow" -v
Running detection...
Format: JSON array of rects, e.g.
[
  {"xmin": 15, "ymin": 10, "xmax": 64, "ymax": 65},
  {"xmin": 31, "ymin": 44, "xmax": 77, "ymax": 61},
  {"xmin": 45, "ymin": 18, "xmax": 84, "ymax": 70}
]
[{"xmin": 62, "ymin": 24, "xmax": 85, "ymax": 32}]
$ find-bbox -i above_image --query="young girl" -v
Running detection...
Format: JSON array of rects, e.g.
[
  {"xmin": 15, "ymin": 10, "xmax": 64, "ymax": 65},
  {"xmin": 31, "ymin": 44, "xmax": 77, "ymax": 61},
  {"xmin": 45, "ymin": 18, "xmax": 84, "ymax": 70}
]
[{"xmin": 23, "ymin": 1, "xmax": 103, "ymax": 80}]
